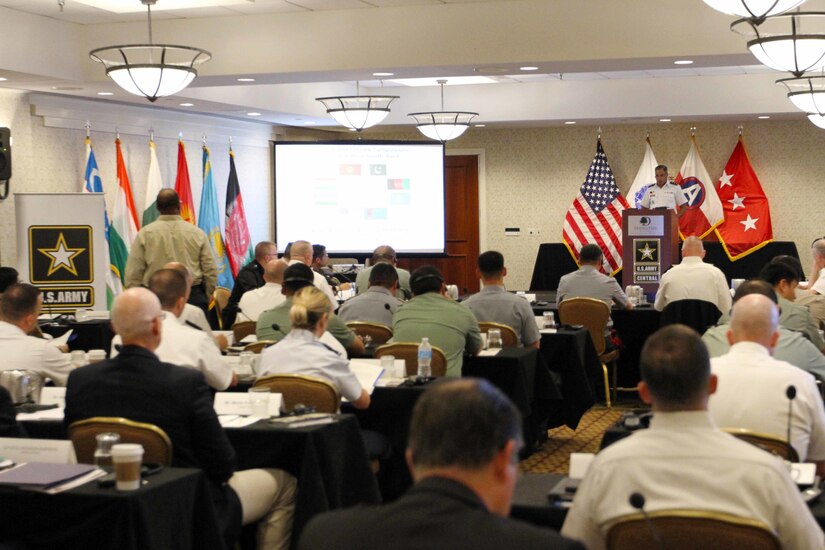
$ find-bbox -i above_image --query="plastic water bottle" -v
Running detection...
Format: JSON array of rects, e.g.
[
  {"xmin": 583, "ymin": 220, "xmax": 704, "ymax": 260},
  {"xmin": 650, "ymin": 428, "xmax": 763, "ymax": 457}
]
[{"xmin": 417, "ymin": 337, "xmax": 432, "ymax": 378}]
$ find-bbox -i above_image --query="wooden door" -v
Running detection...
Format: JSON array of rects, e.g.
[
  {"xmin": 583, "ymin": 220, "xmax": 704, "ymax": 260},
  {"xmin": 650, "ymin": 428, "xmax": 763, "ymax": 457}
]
[{"xmin": 398, "ymin": 154, "xmax": 480, "ymax": 293}]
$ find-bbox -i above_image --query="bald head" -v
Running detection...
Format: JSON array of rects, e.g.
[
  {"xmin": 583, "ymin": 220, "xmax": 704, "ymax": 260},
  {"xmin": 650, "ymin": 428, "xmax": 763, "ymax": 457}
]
[
  {"xmin": 681, "ymin": 236, "xmax": 705, "ymax": 258},
  {"xmin": 291, "ymin": 240, "xmax": 313, "ymax": 265},
  {"xmin": 111, "ymin": 288, "xmax": 163, "ymax": 349},
  {"xmin": 372, "ymin": 245, "xmax": 397, "ymax": 264},
  {"xmin": 729, "ymin": 294, "xmax": 780, "ymax": 348},
  {"xmin": 264, "ymin": 259, "xmax": 288, "ymax": 284}
]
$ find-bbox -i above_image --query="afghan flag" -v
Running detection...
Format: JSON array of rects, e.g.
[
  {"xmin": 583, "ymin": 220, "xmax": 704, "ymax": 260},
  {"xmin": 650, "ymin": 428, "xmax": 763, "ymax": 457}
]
[
  {"xmin": 198, "ymin": 146, "xmax": 234, "ymax": 290},
  {"xmin": 714, "ymin": 137, "xmax": 773, "ymax": 260},
  {"xmin": 224, "ymin": 148, "xmax": 253, "ymax": 276},
  {"xmin": 142, "ymin": 139, "xmax": 163, "ymax": 227},
  {"xmin": 110, "ymin": 138, "xmax": 140, "ymax": 285},
  {"xmin": 674, "ymin": 136, "xmax": 724, "ymax": 239},
  {"xmin": 174, "ymin": 140, "xmax": 196, "ymax": 224}
]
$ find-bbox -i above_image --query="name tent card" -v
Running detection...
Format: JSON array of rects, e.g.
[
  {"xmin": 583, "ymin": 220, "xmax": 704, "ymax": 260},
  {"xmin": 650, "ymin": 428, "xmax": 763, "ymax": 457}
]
[{"xmin": 213, "ymin": 392, "xmax": 282, "ymax": 417}]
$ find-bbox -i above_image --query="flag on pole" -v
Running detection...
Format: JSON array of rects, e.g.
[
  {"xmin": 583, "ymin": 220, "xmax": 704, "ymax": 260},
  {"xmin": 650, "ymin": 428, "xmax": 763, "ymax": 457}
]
[
  {"xmin": 674, "ymin": 136, "xmax": 724, "ymax": 239},
  {"xmin": 142, "ymin": 139, "xmax": 163, "ymax": 227},
  {"xmin": 198, "ymin": 145, "xmax": 234, "ymax": 290},
  {"xmin": 224, "ymin": 148, "xmax": 254, "ymax": 276},
  {"xmin": 714, "ymin": 137, "xmax": 773, "ymax": 260},
  {"xmin": 110, "ymin": 138, "xmax": 140, "ymax": 285},
  {"xmin": 626, "ymin": 137, "xmax": 659, "ymax": 208},
  {"xmin": 174, "ymin": 139, "xmax": 196, "ymax": 224},
  {"xmin": 82, "ymin": 137, "xmax": 120, "ymax": 308},
  {"xmin": 562, "ymin": 140, "xmax": 630, "ymax": 275}
]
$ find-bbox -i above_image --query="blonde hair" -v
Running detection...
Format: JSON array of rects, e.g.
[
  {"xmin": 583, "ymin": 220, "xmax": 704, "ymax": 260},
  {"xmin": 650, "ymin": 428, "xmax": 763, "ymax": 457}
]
[{"xmin": 289, "ymin": 286, "xmax": 331, "ymax": 329}]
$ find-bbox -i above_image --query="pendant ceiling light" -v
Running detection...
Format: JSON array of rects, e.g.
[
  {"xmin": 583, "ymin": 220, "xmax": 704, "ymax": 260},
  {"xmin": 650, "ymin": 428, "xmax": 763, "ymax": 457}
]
[
  {"xmin": 777, "ymin": 74, "xmax": 825, "ymax": 113},
  {"xmin": 316, "ymin": 82, "xmax": 399, "ymax": 132},
  {"xmin": 703, "ymin": 0, "xmax": 807, "ymax": 22},
  {"xmin": 408, "ymin": 80, "xmax": 478, "ymax": 142},
  {"xmin": 90, "ymin": 0, "xmax": 211, "ymax": 102},
  {"xmin": 732, "ymin": 12, "xmax": 825, "ymax": 77}
]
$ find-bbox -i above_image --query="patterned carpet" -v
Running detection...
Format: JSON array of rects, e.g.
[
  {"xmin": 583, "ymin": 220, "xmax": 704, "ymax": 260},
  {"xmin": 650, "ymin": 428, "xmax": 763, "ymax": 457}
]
[{"xmin": 520, "ymin": 406, "xmax": 627, "ymax": 474}]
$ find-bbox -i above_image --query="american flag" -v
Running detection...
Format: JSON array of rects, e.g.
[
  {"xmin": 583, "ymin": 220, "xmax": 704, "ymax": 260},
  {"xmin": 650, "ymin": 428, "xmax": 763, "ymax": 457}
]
[{"xmin": 562, "ymin": 140, "xmax": 629, "ymax": 275}]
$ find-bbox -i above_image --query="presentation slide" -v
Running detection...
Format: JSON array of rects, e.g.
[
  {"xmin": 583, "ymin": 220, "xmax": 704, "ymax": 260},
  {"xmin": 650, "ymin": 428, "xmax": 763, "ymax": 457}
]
[{"xmin": 274, "ymin": 141, "xmax": 446, "ymax": 254}]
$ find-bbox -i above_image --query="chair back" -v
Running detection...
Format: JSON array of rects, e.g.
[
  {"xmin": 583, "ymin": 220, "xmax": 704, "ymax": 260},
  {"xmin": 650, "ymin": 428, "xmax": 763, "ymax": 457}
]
[
  {"xmin": 374, "ymin": 342, "xmax": 447, "ymax": 377},
  {"xmin": 558, "ymin": 297, "xmax": 611, "ymax": 355},
  {"xmin": 346, "ymin": 322, "xmax": 393, "ymax": 347},
  {"xmin": 606, "ymin": 510, "xmax": 781, "ymax": 550},
  {"xmin": 477, "ymin": 322, "xmax": 519, "ymax": 348},
  {"xmin": 254, "ymin": 374, "xmax": 340, "ymax": 413},
  {"xmin": 723, "ymin": 428, "xmax": 800, "ymax": 462},
  {"xmin": 243, "ymin": 340, "xmax": 276, "ymax": 354},
  {"xmin": 660, "ymin": 299, "xmax": 721, "ymax": 335},
  {"xmin": 68, "ymin": 417, "xmax": 173, "ymax": 466},
  {"xmin": 213, "ymin": 288, "xmax": 231, "ymax": 328},
  {"xmin": 232, "ymin": 320, "xmax": 258, "ymax": 342}
]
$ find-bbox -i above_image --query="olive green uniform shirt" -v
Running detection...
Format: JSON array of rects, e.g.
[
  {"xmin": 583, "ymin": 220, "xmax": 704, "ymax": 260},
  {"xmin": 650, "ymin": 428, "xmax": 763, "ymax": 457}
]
[{"xmin": 256, "ymin": 297, "xmax": 355, "ymax": 349}]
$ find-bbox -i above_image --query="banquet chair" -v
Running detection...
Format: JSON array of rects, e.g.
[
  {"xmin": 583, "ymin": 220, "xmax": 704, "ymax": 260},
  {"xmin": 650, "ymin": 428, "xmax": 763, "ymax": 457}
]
[
  {"xmin": 477, "ymin": 322, "xmax": 519, "ymax": 348},
  {"xmin": 254, "ymin": 374, "xmax": 340, "ymax": 413},
  {"xmin": 606, "ymin": 510, "xmax": 780, "ymax": 550},
  {"xmin": 723, "ymin": 428, "xmax": 799, "ymax": 462},
  {"xmin": 68, "ymin": 417, "xmax": 173, "ymax": 466},
  {"xmin": 232, "ymin": 321, "xmax": 257, "ymax": 343},
  {"xmin": 659, "ymin": 299, "xmax": 721, "ymax": 335},
  {"xmin": 243, "ymin": 340, "xmax": 276, "ymax": 354},
  {"xmin": 374, "ymin": 342, "xmax": 447, "ymax": 377},
  {"xmin": 213, "ymin": 287, "xmax": 231, "ymax": 329},
  {"xmin": 346, "ymin": 322, "xmax": 393, "ymax": 347},
  {"xmin": 558, "ymin": 297, "xmax": 619, "ymax": 407}
]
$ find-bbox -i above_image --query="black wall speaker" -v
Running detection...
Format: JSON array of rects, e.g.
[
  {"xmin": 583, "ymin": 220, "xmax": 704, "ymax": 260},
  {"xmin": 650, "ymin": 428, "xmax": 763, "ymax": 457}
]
[{"xmin": 0, "ymin": 127, "xmax": 11, "ymax": 181}]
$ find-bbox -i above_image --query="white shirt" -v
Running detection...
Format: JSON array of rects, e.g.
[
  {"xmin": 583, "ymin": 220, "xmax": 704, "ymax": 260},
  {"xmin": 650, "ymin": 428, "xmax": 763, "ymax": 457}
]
[
  {"xmin": 111, "ymin": 313, "xmax": 233, "ymax": 391},
  {"xmin": 258, "ymin": 329, "xmax": 362, "ymax": 402},
  {"xmin": 639, "ymin": 182, "xmax": 687, "ymax": 210},
  {"xmin": 654, "ymin": 256, "xmax": 732, "ymax": 314},
  {"xmin": 288, "ymin": 259, "xmax": 337, "ymax": 310},
  {"xmin": 561, "ymin": 411, "xmax": 823, "ymax": 550},
  {"xmin": 180, "ymin": 303, "xmax": 213, "ymax": 336},
  {"xmin": 0, "ymin": 321, "xmax": 72, "ymax": 386},
  {"xmin": 237, "ymin": 283, "xmax": 285, "ymax": 322},
  {"xmin": 710, "ymin": 341, "xmax": 825, "ymax": 462}
]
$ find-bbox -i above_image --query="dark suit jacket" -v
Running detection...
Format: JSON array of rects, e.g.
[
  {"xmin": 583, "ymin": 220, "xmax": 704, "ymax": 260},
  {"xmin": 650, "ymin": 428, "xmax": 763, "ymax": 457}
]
[
  {"xmin": 222, "ymin": 260, "xmax": 265, "ymax": 328},
  {"xmin": 298, "ymin": 476, "xmax": 584, "ymax": 550},
  {"xmin": 0, "ymin": 386, "xmax": 24, "ymax": 438},
  {"xmin": 64, "ymin": 345, "xmax": 241, "ymax": 541}
]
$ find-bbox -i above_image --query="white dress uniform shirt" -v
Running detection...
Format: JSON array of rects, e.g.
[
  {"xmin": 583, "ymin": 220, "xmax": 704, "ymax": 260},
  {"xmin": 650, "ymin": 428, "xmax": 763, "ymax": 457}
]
[
  {"xmin": 639, "ymin": 182, "xmax": 688, "ymax": 210},
  {"xmin": 257, "ymin": 329, "xmax": 362, "ymax": 402},
  {"xmin": 0, "ymin": 320, "xmax": 72, "ymax": 386},
  {"xmin": 709, "ymin": 341, "xmax": 825, "ymax": 462},
  {"xmin": 236, "ymin": 283, "xmax": 286, "ymax": 322},
  {"xmin": 181, "ymin": 303, "xmax": 213, "ymax": 335},
  {"xmin": 111, "ymin": 313, "xmax": 233, "ymax": 391},
  {"xmin": 654, "ymin": 256, "xmax": 732, "ymax": 314},
  {"xmin": 561, "ymin": 411, "xmax": 823, "ymax": 550},
  {"xmin": 287, "ymin": 260, "xmax": 337, "ymax": 310}
]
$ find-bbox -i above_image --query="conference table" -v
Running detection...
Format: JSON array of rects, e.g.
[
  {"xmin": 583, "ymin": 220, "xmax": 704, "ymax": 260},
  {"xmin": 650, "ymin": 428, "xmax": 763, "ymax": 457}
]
[{"xmin": 0, "ymin": 467, "xmax": 226, "ymax": 550}]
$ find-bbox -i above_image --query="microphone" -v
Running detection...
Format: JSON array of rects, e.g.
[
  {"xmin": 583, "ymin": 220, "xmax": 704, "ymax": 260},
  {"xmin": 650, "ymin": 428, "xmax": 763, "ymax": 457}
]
[
  {"xmin": 270, "ymin": 324, "xmax": 288, "ymax": 337},
  {"xmin": 384, "ymin": 303, "xmax": 392, "ymax": 311},
  {"xmin": 787, "ymin": 385, "xmax": 797, "ymax": 455},
  {"xmin": 629, "ymin": 492, "xmax": 664, "ymax": 550}
]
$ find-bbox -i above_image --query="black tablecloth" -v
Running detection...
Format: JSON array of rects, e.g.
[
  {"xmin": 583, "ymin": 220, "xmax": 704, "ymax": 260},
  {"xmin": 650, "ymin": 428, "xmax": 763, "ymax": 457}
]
[
  {"xmin": 539, "ymin": 328, "xmax": 601, "ymax": 429},
  {"xmin": 0, "ymin": 467, "xmax": 224, "ymax": 550},
  {"xmin": 39, "ymin": 318, "xmax": 114, "ymax": 352}
]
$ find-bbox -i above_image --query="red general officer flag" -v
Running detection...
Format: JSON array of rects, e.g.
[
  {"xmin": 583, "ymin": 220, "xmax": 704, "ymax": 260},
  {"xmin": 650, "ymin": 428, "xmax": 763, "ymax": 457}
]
[
  {"xmin": 714, "ymin": 137, "xmax": 773, "ymax": 260},
  {"xmin": 674, "ymin": 136, "xmax": 724, "ymax": 239},
  {"xmin": 174, "ymin": 140, "xmax": 196, "ymax": 224}
]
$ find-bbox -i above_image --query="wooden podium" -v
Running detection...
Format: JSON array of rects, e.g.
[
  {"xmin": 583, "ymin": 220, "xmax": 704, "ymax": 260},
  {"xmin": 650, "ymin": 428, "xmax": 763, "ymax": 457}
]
[{"xmin": 621, "ymin": 209, "xmax": 679, "ymax": 295}]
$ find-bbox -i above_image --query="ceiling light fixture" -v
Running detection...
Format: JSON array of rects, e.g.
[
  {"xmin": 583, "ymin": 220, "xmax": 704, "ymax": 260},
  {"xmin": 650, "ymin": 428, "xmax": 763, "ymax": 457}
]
[
  {"xmin": 520, "ymin": 66, "xmax": 539, "ymax": 71},
  {"xmin": 0, "ymin": 78, "xmax": 7, "ymax": 82},
  {"xmin": 180, "ymin": 102, "xmax": 194, "ymax": 106},
  {"xmin": 97, "ymin": 91, "xmax": 114, "ymax": 96},
  {"xmin": 660, "ymin": 118, "xmax": 672, "ymax": 122},
  {"xmin": 564, "ymin": 121, "xmax": 577, "ymax": 125},
  {"xmin": 373, "ymin": 72, "xmax": 394, "ymax": 77},
  {"xmin": 237, "ymin": 77, "xmax": 255, "ymax": 82},
  {"xmin": 758, "ymin": 115, "xmax": 772, "ymax": 118},
  {"xmin": 777, "ymin": 74, "xmax": 825, "ymax": 113},
  {"xmin": 316, "ymin": 81, "xmax": 399, "ymax": 132},
  {"xmin": 247, "ymin": 112, "xmax": 261, "ymax": 117},
  {"xmin": 408, "ymin": 79, "xmax": 478, "ymax": 142},
  {"xmin": 674, "ymin": 60, "xmax": 695, "ymax": 65},
  {"xmin": 703, "ymin": 0, "xmax": 806, "ymax": 23},
  {"xmin": 807, "ymin": 112, "xmax": 825, "ymax": 127},
  {"xmin": 89, "ymin": 0, "xmax": 211, "ymax": 102},
  {"xmin": 732, "ymin": 12, "xmax": 825, "ymax": 77}
]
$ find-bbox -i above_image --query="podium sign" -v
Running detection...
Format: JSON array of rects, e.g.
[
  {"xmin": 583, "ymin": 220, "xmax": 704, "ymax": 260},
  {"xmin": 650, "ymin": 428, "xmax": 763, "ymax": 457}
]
[{"xmin": 622, "ymin": 209, "xmax": 679, "ymax": 295}]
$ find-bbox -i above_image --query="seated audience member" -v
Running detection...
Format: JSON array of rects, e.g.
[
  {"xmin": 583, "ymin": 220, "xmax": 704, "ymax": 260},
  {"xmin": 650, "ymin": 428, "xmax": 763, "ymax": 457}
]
[
  {"xmin": 258, "ymin": 286, "xmax": 370, "ymax": 409},
  {"xmin": 286, "ymin": 240, "xmax": 337, "ymax": 309},
  {"xmin": 799, "ymin": 237, "xmax": 825, "ymax": 294},
  {"xmin": 462, "ymin": 251, "xmax": 540, "ymax": 348},
  {"xmin": 709, "ymin": 293, "xmax": 825, "ymax": 473},
  {"xmin": 392, "ymin": 266, "xmax": 482, "ymax": 377},
  {"xmin": 65, "ymin": 288, "xmax": 296, "ymax": 550},
  {"xmin": 356, "ymin": 245, "xmax": 412, "ymax": 300},
  {"xmin": 0, "ymin": 283, "xmax": 71, "ymax": 385},
  {"xmin": 759, "ymin": 257, "xmax": 825, "ymax": 350},
  {"xmin": 111, "ymin": 269, "xmax": 235, "ymax": 391},
  {"xmin": 0, "ymin": 386, "xmax": 25, "ymax": 437},
  {"xmin": 702, "ymin": 280, "xmax": 825, "ymax": 380},
  {"xmin": 311, "ymin": 244, "xmax": 340, "ymax": 289},
  {"xmin": 282, "ymin": 242, "xmax": 293, "ymax": 262},
  {"xmin": 556, "ymin": 244, "xmax": 632, "ymax": 310},
  {"xmin": 337, "ymin": 263, "xmax": 403, "ymax": 327},
  {"xmin": 164, "ymin": 262, "xmax": 214, "ymax": 334},
  {"xmin": 797, "ymin": 291, "xmax": 825, "ymax": 330},
  {"xmin": 237, "ymin": 260, "xmax": 288, "ymax": 322},
  {"xmin": 222, "ymin": 241, "xmax": 278, "ymax": 328},
  {"xmin": 257, "ymin": 264, "xmax": 364, "ymax": 356},
  {"xmin": 561, "ymin": 325, "xmax": 822, "ymax": 549},
  {"xmin": 654, "ymin": 236, "xmax": 731, "ymax": 314},
  {"xmin": 0, "ymin": 267, "xmax": 19, "ymax": 296},
  {"xmin": 299, "ymin": 379, "xmax": 584, "ymax": 550}
]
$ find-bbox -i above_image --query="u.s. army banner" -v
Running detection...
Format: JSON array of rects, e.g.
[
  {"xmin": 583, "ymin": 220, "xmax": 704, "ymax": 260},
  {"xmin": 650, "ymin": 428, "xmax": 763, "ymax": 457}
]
[{"xmin": 15, "ymin": 193, "xmax": 109, "ymax": 312}]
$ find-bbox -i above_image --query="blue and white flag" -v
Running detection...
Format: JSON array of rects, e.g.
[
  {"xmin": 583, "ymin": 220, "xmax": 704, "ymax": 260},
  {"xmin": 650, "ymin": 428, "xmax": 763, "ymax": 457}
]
[
  {"xmin": 198, "ymin": 145, "xmax": 234, "ymax": 291},
  {"xmin": 626, "ymin": 137, "xmax": 659, "ymax": 209}
]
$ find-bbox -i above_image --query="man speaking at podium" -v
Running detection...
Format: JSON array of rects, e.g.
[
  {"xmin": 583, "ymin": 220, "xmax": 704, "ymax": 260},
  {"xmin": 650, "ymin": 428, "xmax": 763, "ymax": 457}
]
[{"xmin": 639, "ymin": 165, "xmax": 687, "ymax": 218}]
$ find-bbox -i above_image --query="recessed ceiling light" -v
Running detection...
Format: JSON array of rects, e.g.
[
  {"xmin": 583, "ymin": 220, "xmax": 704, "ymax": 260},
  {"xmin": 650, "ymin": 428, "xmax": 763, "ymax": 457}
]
[
  {"xmin": 0, "ymin": 78, "xmax": 7, "ymax": 82},
  {"xmin": 237, "ymin": 78, "xmax": 255, "ymax": 82},
  {"xmin": 674, "ymin": 60, "xmax": 694, "ymax": 65},
  {"xmin": 564, "ymin": 121, "xmax": 577, "ymax": 125},
  {"xmin": 474, "ymin": 124, "xmax": 486, "ymax": 127},
  {"xmin": 520, "ymin": 66, "xmax": 539, "ymax": 71},
  {"xmin": 97, "ymin": 91, "xmax": 114, "ymax": 96},
  {"xmin": 303, "ymin": 121, "xmax": 316, "ymax": 125},
  {"xmin": 180, "ymin": 102, "xmax": 194, "ymax": 106},
  {"xmin": 758, "ymin": 115, "xmax": 771, "ymax": 119},
  {"xmin": 373, "ymin": 72, "xmax": 394, "ymax": 77},
  {"xmin": 52, "ymin": 86, "xmax": 83, "ymax": 91},
  {"xmin": 247, "ymin": 112, "xmax": 262, "ymax": 116},
  {"xmin": 659, "ymin": 118, "xmax": 672, "ymax": 122}
]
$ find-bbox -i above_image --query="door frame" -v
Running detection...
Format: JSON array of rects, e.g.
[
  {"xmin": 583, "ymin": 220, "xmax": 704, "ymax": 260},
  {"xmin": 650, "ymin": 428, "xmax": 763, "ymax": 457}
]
[{"xmin": 447, "ymin": 148, "xmax": 486, "ymax": 254}]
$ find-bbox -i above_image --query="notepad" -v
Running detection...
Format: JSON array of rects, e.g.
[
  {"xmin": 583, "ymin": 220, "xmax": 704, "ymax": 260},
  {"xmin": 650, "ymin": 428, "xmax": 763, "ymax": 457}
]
[{"xmin": 0, "ymin": 462, "xmax": 100, "ymax": 489}]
